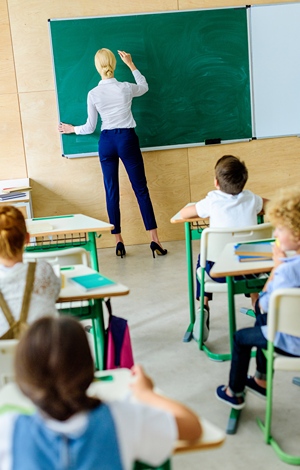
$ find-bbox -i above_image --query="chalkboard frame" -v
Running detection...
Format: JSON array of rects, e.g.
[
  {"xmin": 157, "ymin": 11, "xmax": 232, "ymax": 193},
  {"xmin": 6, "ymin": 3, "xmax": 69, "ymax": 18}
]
[{"xmin": 49, "ymin": 7, "xmax": 252, "ymax": 158}]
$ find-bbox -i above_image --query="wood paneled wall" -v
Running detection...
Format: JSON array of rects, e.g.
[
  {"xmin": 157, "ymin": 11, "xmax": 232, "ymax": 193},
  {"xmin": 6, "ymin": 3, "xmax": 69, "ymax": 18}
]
[{"xmin": 1, "ymin": 0, "xmax": 299, "ymax": 247}]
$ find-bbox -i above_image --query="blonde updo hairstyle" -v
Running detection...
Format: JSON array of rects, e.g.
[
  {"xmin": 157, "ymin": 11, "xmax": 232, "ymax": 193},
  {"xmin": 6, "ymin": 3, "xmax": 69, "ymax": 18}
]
[
  {"xmin": 94, "ymin": 48, "xmax": 116, "ymax": 79},
  {"xmin": 0, "ymin": 206, "xmax": 27, "ymax": 260},
  {"xmin": 266, "ymin": 186, "xmax": 300, "ymax": 241}
]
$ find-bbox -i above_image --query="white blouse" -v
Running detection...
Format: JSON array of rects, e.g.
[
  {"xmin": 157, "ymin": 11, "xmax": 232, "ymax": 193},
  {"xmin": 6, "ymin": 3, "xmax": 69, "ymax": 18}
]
[{"xmin": 74, "ymin": 69, "xmax": 148, "ymax": 133}]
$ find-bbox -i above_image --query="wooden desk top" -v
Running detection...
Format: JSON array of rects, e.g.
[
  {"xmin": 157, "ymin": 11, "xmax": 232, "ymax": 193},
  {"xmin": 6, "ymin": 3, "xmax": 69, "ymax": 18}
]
[
  {"xmin": 58, "ymin": 265, "xmax": 129, "ymax": 301},
  {"xmin": 26, "ymin": 214, "xmax": 113, "ymax": 237},
  {"xmin": 0, "ymin": 373, "xmax": 225, "ymax": 452},
  {"xmin": 210, "ymin": 242, "xmax": 274, "ymax": 278},
  {"xmin": 170, "ymin": 203, "xmax": 209, "ymax": 225}
]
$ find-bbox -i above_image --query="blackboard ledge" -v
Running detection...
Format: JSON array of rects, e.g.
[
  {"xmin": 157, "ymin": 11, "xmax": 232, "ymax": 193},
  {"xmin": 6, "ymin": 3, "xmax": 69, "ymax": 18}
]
[{"xmin": 62, "ymin": 138, "xmax": 252, "ymax": 158}]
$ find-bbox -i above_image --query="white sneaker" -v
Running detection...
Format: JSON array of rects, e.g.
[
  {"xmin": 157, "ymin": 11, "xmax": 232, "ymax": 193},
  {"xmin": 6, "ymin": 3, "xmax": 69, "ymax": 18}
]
[{"xmin": 193, "ymin": 306, "xmax": 210, "ymax": 342}]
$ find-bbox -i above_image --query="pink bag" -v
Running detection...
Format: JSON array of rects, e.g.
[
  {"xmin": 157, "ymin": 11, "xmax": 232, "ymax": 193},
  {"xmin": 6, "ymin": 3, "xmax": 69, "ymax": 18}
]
[{"xmin": 105, "ymin": 299, "xmax": 134, "ymax": 370}]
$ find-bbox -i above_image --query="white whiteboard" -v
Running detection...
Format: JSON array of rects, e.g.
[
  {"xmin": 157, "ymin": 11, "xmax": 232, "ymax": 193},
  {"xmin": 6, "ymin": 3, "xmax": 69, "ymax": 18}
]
[{"xmin": 250, "ymin": 3, "xmax": 300, "ymax": 138}]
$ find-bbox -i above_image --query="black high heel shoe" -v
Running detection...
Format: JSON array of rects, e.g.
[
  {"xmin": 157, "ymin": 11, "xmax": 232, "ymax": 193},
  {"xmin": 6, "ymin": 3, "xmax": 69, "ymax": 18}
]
[
  {"xmin": 116, "ymin": 242, "xmax": 126, "ymax": 258},
  {"xmin": 150, "ymin": 241, "xmax": 167, "ymax": 258}
]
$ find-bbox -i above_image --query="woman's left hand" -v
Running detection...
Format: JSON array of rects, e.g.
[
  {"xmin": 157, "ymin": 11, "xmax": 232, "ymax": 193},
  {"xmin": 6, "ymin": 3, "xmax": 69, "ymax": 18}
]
[{"xmin": 58, "ymin": 123, "xmax": 75, "ymax": 134}]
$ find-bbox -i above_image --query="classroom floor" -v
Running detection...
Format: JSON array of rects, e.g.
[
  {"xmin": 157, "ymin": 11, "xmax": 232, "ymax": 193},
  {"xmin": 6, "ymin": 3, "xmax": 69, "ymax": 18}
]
[{"xmin": 97, "ymin": 239, "xmax": 299, "ymax": 470}]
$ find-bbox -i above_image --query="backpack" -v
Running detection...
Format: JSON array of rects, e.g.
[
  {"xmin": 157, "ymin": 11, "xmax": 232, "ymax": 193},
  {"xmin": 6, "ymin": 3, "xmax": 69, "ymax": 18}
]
[
  {"xmin": 104, "ymin": 299, "xmax": 134, "ymax": 370},
  {"xmin": 0, "ymin": 262, "xmax": 36, "ymax": 340}
]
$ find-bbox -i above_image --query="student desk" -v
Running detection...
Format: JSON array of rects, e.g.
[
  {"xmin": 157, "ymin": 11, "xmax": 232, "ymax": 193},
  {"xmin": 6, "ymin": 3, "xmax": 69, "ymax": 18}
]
[
  {"xmin": 170, "ymin": 205, "xmax": 264, "ymax": 343},
  {"xmin": 210, "ymin": 242, "xmax": 273, "ymax": 434},
  {"xmin": 57, "ymin": 264, "xmax": 129, "ymax": 371},
  {"xmin": 0, "ymin": 371, "xmax": 225, "ymax": 469},
  {"xmin": 25, "ymin": 214, "xmax": 113, "ymax": 271},
  {"xmin": 170, "ymin": 204, "xmax": 209, "ymax": 342}
]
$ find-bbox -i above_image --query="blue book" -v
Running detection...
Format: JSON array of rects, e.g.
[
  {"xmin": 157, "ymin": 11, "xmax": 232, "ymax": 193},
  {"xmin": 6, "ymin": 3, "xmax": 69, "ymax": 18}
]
[
  {"xmin": 70, "ymin": 273, "xmax": 116, "ymax": 290},
  {"xmin": 234, "ymin": 241, "xmax": 273, "ymax": 258}
]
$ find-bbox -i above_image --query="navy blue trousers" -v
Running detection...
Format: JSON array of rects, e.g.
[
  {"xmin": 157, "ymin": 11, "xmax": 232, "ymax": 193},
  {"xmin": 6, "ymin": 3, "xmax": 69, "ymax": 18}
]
[
  {"xmin": 229, "ymin": 313, "xmax": 297, "ymax": 395},
  {"xmin": 98, "ymin": 128, "xmax": 157, "ymax": 234}
]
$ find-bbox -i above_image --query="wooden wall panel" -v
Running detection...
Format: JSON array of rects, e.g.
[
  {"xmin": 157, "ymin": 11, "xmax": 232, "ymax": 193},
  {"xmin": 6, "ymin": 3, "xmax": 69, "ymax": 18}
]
[
  {"xmin": 0, "ymin": 14, "xmax": 16, "ymax": 94},
  {"xmin": 188, "ymin": 136, "xmax": 300, "ymax": 204},
  {"xmin": 179, "ymin": 0, "xmax": 286, "ymax": 8},
  {"xmin": 0, "ymin": 94, "xmax": 26, "ymax": 177}
]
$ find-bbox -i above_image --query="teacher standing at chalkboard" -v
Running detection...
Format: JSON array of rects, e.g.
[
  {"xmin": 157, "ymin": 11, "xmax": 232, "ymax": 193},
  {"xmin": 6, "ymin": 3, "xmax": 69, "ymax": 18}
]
[{"xmin": 58, "ymin": 48, "xmax": 167, "ymax": 259}]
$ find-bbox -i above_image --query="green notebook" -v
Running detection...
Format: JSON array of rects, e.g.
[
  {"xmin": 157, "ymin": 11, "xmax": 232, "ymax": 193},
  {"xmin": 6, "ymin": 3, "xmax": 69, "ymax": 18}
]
[{"xmin": 70, "ymin": 273, "xmax": 116, "ymax": 291}]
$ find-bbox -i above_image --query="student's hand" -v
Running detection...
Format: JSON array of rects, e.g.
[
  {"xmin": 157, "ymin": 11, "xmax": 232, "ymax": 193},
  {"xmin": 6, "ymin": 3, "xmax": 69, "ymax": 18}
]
[
  {"xmin": 272, "ymin": 243, "xmax": 285, "ymax": 269},
  {"xmin": 117, "ymin": 50, "xmax": 136, "ymax": 71},
  {"xmin": 58, "ymin": 122, "xmax": 75, "ymax": 134},
  {"xmin": 130, "ymin": 364, "xmax": 154, "ymax": 399}
]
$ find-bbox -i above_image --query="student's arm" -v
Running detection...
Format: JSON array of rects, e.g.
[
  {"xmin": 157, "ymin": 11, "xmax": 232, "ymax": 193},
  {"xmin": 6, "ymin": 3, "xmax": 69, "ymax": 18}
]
[
  {"xmin": 258, "ymin": 197, "xmax": 270, "ymax": 215},
  {"xmin": 130, "ymin": 365, "xmax": 202, "ymax": 441},
  {"xmin": 180, "ymin": 204, "xmax": 199, "ymax": 220}
]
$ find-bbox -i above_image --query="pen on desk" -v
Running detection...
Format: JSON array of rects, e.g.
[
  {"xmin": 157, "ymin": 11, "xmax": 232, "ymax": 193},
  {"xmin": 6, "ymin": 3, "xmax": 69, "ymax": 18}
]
[{"xmin": 60, "ymin": 266, "xmax": 75, "ymax": 271}]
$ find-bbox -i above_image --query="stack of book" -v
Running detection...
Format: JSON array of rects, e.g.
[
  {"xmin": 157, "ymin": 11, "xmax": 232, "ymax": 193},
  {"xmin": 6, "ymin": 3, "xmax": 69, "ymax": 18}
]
[
  {"xmin": 0, "ymin": 185, "xmax": 31, "ymax": 201},
  {"xmin": 234, "ymin": 241, "xmax": 274, "ymax": 262}
]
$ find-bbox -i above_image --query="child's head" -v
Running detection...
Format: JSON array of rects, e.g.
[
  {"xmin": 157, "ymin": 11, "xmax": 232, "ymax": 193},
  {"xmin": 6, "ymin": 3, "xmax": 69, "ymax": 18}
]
[
  {"xmin": 0, "ymin": 206, "xmax": 28, "ymax": 260},
  {"xmin": 15, "ymin": 316, "xmax": 100, "ymax": 421},
  {"xmin": 214, "ymin": 155, "xmax": 248, "ymax": 195},
  {"xmin": 94, "ymin": 48, "xmax": 116, "ymax": 79},
  {"xmin": 267, "ymin": 186, "xmax": 300, "ymax": 249}
]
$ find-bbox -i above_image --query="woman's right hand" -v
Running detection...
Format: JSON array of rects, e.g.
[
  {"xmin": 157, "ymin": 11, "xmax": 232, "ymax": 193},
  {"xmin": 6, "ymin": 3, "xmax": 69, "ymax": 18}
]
[
  {"xmin": 118, "ymin": 50, "xmax": 136, "ymax": 72},
  {"xmin": 58, "ymin": 122, "xmax": 75, "ymax": 134}
]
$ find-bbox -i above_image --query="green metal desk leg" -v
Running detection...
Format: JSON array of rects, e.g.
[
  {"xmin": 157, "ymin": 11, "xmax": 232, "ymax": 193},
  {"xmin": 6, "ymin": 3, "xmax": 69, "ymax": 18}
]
[
  {"xmin": 92, "ymin": 299, "xmax": 106, "ymax": 371},
  {"xmin": 183, "ymin": 222, "xmax": 195, "ymax": 342},
  {"xmin": 91, "ymin": 317, "xmax": 100, "ymax": 370},
  {"xmin": 87, "ymin": 232, "xmax": 99, "ymax": 271},
  {"xmin": 226, "ymin": 408, "xmax": 242, "ymax": 434},
  {"xmin": 226, "ymin": 276, "xmax": 237, "ymax": 355}
]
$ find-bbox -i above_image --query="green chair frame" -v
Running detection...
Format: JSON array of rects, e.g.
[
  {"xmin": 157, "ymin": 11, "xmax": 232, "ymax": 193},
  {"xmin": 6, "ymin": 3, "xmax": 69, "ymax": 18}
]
[
  {"xmin": 256, "ymin": 289, "xmax": 300, "ymax": 465},
  {"xmin": 195, "ymin": 224, "xmax": 273, "ymax": 361}
]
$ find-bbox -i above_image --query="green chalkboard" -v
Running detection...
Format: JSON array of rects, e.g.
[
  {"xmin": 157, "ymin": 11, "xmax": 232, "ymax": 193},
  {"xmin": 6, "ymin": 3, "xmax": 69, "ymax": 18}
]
[{"xmin": 49, "ymin": 8, "xmax": 252, "ymax": 157}]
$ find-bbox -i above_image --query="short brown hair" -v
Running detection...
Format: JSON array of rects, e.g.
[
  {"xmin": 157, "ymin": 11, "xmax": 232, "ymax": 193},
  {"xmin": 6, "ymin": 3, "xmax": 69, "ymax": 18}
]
[
  {"xmin": 215, "ymin": 155, "xmax": 248, "ymax": 195},
  {"xmin": 0, "ymin": 206, "xmax": 27, "ymax": 259},
  {"xmin": 15, "ymin": 317, "xmax": 100, "ymax": 421},
  {"xmin": 266, "ymin": 186, "xmax": 300, "ymax": 240}
]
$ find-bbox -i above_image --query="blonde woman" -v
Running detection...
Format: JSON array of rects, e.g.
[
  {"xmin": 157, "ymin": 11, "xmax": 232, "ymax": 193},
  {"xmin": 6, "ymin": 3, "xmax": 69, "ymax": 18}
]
[{"xmin": 59, "ymin": 49, "xmax": 167, "ymax": 259}]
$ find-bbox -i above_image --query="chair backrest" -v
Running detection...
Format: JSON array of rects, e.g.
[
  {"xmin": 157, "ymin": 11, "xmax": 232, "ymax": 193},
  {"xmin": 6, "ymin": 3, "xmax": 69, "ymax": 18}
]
[
  {"xmin": 200, "ymin": 223, "xmax": 273, "ymax": 267},
  {"xmin": 0, "ymin": 339, "xmax": 18, "ymax": 388},
  {"xmin": 267, "ymin": 288, "xmax": 300, "ymax": 341},
  {"xmin": 23, "ymin": 247, "xmax": 90, "ymax": 267}
]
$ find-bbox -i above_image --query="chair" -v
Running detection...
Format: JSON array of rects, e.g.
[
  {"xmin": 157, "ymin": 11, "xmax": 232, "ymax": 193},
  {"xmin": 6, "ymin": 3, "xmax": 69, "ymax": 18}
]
[
  {"xmin": 195, "ymin": 223, "xmax": 273, "ymax": 361},
  {"xmin": 24, "ymin": 248, "xmax": 103, "ymax": 366},
  {"xmin": 0, "ymin": 340, "xmax": 18, "ymax": 388},
  {"xmin": 257, "ymin": 289, "xmax": 300, "ymax": 465},
  {"xmin": 23, "ymin": 246, "xmax": 90, "ymax": 267}
]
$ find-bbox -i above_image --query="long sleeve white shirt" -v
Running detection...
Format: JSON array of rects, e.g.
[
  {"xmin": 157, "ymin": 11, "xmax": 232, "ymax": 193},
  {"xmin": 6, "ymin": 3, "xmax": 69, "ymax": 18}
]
[{"xmin": 74, "ymin": 69, "xmax": 148, "ymax": 134}]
